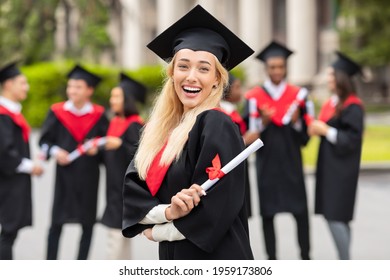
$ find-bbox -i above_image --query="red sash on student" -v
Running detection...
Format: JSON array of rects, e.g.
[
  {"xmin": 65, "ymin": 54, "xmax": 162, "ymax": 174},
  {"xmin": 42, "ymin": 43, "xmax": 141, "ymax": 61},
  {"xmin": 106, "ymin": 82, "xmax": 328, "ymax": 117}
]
[
  {"xmin": 145, "ymin": 142, "xmax": 171, "ymax": 196},
  {"xmin": 245, "ymin": 84, "xmax": 302, "ymax": 126},
  {"xmin": 0, "ymin": 105, "xmax": 31, "ymax": 142},
  {"xmin": 51, "ymin": 102, "xmax": 104, "ymax": 143},
  {"xmin": 145, "ymin": 107, "xmax": 233, "ymax": 196},
  {"xmin": 107, "ymin": 115, "xmax": 143, "ymax": 137},
  {"xmin": 318, "ymin": 94, "xmax": 363, "ymax": 123},
  {"xmin": 219, "ymin": 108, "xmax": 247, "ymax": 135}
]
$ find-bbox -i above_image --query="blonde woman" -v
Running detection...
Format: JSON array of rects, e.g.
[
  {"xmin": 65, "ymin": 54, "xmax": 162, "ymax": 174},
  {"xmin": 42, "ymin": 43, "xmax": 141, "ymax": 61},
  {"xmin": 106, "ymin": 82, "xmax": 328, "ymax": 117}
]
[{"xmin": 122, "ymin": 5, "xmax": 254, "ymax": 260}]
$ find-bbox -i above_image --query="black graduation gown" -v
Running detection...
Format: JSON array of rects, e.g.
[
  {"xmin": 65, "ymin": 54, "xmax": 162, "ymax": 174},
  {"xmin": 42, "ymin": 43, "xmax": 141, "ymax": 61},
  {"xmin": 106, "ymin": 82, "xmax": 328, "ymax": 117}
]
[
  {"xmin": 246, "ymin": 86, "xmax": 310, "ymax": 217},
  {"xmin": 122, "ymin": 110, "xmax": 253, "ymax": 260},
  {"xmin": 101, "ymin": 121, "xmax": 142, "ymax": 229},
  {"xmin": 223, "ymin": 107, "xmax": 252, "ymax": 218},
  {"xmin": 39, "ymin": 105, "xmax": 108, "ymax": 226},
  {"xmin": 315, "ymin": 104, "xmax": 364, "ymax": 222},
  {"xmin": 0, "ymin": 114, "xmax": 32, "ymax": 232}
]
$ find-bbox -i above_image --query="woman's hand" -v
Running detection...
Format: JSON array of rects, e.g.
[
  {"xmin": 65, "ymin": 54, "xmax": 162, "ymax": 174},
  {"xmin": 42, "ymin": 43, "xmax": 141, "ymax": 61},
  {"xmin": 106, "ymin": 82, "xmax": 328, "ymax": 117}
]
[
  {"xmin": 143, "ymin": 228, "xmax": 155, "ymax": 241},
  {"xmin": 105, "ymin": 136, "xmax": 123, "ymax": 150},
  {"xmin": 31, "ymin": 164, "xmax": 44, "ymax": 176},
  {"xmin": 165, "ymin": 184, "xmax": 206, "ymax": 221},
  {"xmin": 308, "ymin": 120, "xmax": 329, "ymax": 136}
]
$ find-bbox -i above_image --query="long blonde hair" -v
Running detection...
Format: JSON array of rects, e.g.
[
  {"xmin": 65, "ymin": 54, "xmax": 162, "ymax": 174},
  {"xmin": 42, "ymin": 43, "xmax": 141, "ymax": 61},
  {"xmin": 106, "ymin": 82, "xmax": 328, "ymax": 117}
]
[{"xmin": 135, "ymin": 54, "xmax": 229, "ymax": 179}]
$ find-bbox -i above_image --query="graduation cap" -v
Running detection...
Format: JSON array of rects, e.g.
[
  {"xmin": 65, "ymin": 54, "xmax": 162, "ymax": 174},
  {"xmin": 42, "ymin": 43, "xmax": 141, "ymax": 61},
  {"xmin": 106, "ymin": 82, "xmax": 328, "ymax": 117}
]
[
  {"xmin": 332, "ymin": 51, "xmax": 362, "ymax": 76},
  {"xmin": 119, "ymin": 72, "xmax": 147, "ymax": 104},
  {"xmin": 0, "ymin": 61, "xmax": 22, "ymax": 83},
  {"xmin": 67, "ymin": 64, "xmax": 102, "ymax": 88},
  {"xmin": 147, "ymin": 5, "xmax": 254, "ymax": 70},
  {"xmin": 256, "ymin": 41, "xmax": 293, "ymax": 62}
]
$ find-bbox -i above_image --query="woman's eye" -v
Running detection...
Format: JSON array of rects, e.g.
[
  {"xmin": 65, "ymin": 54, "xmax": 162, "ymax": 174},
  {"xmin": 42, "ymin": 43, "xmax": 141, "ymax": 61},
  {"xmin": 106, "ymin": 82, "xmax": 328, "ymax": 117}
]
[
  {"xmin": 199, "ymin": 67, "xmax": 209, "ymax": 72},
  {"xmin": 177, "ymin": 64, "xmax": 188, "ymax": 69}
]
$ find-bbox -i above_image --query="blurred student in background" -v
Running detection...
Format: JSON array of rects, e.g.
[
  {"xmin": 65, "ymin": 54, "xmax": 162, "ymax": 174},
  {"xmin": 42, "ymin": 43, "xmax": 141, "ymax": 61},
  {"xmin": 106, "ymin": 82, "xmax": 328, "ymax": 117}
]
[
  {"xmin": 308, "ymin": 52, "xmax": 364, "ymax": 260},
  {"xmin": 101, "ymin": 73, "xmax": 146, "ymax": 259},
  {"xmin": 0, "ymin": 62, "xmax": 43, "ymax": 259}
]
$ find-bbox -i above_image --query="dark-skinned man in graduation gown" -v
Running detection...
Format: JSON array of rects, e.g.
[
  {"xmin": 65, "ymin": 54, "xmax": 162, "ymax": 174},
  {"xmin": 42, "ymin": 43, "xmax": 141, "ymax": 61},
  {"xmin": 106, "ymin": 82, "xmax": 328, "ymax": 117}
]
[
  {"xmin": 39, "ymin": 65, "xmax": 108, "ymax": 260},
  {"xmin": 244, "ymin": 41, "xmax": 313, "ymax": 260}
]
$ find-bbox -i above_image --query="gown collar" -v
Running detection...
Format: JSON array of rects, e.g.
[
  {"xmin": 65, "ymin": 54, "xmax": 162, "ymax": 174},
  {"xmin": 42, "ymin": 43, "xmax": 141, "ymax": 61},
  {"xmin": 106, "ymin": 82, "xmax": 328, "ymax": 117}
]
[
  {"xmin": 64, "ymin": 100, "xmax": 93, "ymax": 116},
  {"xmin": 0, "ymin": 96, "xmax": 22, "ymax": 113}
]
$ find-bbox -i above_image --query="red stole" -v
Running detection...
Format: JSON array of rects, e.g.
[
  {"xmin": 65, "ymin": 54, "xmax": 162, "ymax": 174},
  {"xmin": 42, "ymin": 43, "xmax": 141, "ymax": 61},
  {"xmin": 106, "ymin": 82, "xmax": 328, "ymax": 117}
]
[
  {"xmin": 245, "ymin": 84, "xmax": 302, "ymax": 126},
  {"xmin": 145, "ymin": 142, "xmax": 170, "ymax": 196},
  {"xmin": 0, "ymin": 105, "xmax": 31, "ymax": 142},
  {"xmin": 51, "ymin": 102, "xmax": 104, "ymax": 143},
  {"xmin": 219, "ymin": 108, "xmax": 247, "ymax": 135},
  {"xmin": 145, "ymin": 107, "xmax": 223, "ymax": 196},
  {"xmin": 107, "ymin": 115, "xmax": 143, "ymax": 137},
  {"xmin": 318, "ymin": 95, "xmax": 363, "ymax": 123}
]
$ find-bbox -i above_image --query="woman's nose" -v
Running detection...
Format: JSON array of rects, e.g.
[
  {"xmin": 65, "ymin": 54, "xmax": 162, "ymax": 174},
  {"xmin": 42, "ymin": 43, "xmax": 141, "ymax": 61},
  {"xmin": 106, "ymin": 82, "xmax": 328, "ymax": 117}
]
[{"xmin": 186, "ymin": 68, "xmax": 197, "ymax": 82}]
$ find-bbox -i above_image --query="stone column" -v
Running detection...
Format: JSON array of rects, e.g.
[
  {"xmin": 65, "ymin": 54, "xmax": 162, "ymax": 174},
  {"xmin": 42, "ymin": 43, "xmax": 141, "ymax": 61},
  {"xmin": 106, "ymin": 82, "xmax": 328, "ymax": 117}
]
[
  {"xmin": 156, "ymin": 0, "xmax": 187, "ymax": 33},
  {"xmin": 286, "ymin": 0, "xmax": 317, "ymax": 86},
  {"xmin": 196, "ymin": 0, "xmax": 218, "ymax": 15},
  {"xmin": 239, "ymin": 0, "xmax": 272, "ymax": 87},
  {"xmin": 120, "ymin": 0, "xmax": 143, "ymax": 69}
]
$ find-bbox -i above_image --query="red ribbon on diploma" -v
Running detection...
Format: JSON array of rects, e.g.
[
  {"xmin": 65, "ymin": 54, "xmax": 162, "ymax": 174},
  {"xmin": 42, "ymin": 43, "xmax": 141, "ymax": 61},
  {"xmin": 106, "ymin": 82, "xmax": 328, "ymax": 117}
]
[
  {"xmin": 92, "ymin": 137, "xmax": 101, "ymax": 148},
  {"xmin": 206, "ymin": 154, "xmax": 226, "ymax": 180},
  {"xmin": 77, "ymin": 144, "xmax": 86, "ymax": 155}
]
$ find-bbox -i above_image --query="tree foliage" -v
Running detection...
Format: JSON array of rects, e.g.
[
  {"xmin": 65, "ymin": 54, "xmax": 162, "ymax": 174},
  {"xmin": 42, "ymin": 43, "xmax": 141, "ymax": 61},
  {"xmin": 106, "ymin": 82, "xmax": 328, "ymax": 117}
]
[
  {"xmin": 0, "ymin": 0, "xmax": 114, "ymax": 65},
  {"xmin": 338, "ymin": 0, "xmax": 390, "ymax": 66}
]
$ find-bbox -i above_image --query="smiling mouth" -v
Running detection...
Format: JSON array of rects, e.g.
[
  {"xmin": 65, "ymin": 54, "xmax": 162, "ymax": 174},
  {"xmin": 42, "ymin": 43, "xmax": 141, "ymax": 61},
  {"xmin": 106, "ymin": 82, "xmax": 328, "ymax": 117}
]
[{"xmin": 183, "ymin": 86, "xmax": 201, "ymax": 95}]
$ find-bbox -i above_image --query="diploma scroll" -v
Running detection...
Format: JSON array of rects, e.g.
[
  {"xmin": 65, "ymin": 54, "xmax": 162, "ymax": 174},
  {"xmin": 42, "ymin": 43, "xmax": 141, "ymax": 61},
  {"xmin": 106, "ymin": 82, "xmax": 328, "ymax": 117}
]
[
  {"xmin": 37, "ymin": 144, "xmax": 49, "ymax": 162},
  {"xmin": 67, "ymin": 137, "xmax": 107, "ymax": 162},
  {"xmin": 248, "ymin": 98, "xmax": 260, "ymax": 132},
  {"xmin": 281, "ymin": 88, "xmax": 309, "ymax": 125},
  {"xmin": 201, "ymin": 138, "xmax": 264, "ymax": 191}
]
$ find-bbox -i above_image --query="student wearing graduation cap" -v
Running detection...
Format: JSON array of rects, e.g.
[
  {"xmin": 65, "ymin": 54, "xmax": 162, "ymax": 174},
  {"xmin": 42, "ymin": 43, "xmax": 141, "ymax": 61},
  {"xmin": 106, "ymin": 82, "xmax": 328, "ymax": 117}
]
[
  {"xmin": 308, "ymin": 52, "xmax": 364, "ymax": 260},
  {"xmin": 221, "ymin": 73, "xmax": 254, "ymax": 218},
  {"xmin": 0, "ymin": 62, "xmax": 44, "ymax": 259},
  {"xmin": 39, "ymin": 64, "xmax": 109, "ymax": 260},
  {"xmin": 100, "ymin": 72, "xmax": 146, "ymax": 259},
  {"xmin": 122, "ymin": 5, "xmax": 254, "ymax": 259},
  {"xmin": 245, "ymin": 41, "xmax": 312, "ymax": 260}
]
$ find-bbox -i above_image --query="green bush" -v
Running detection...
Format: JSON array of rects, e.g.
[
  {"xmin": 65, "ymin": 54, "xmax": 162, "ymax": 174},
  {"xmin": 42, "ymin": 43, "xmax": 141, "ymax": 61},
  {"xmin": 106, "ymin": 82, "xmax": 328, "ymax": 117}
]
[
  {"xmin": 21, "ymin": 61, "xmax": 247, "ymax": 127},
  {"xmin": 21, "ymin": 61, "xmax": 164, "ymax": 127}
]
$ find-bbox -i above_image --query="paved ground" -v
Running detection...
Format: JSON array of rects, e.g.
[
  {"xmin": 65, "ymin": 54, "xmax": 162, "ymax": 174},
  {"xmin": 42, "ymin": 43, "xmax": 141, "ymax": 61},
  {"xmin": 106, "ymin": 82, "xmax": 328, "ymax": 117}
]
[{"xmin": 11, "ymin": 131, "xmax": 390, "ymax": 260}]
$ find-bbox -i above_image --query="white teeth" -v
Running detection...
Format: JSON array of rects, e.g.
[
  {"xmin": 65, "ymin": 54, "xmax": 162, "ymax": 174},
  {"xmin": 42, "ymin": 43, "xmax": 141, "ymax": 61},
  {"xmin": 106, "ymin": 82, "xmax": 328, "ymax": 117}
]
[{"xmin": 183, "ymin": 86, "xmax": 201, "ymax": 93}]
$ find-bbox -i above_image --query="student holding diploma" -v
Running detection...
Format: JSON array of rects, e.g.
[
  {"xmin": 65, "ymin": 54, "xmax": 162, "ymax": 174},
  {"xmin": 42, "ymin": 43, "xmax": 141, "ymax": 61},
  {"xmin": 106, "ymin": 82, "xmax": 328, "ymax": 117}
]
[
  {"xmin": 39, "ymin": 65, "xmax": 108, "ymax": 260},
  {"xmin": 245, "ymin": 41, "xmax": 312, "ymax": 260},
  {"xmin": 122, "ymin": 5, "xmax": 255, "ymax": 260},
  {"xmin": 308, "ymin": 52, "xmax": 364, "ymax": 260}
]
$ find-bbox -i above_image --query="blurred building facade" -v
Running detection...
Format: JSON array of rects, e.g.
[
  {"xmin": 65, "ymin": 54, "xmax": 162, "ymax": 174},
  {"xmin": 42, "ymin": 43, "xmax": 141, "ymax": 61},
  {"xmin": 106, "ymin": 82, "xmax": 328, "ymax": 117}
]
[{"xmin": 115, "ymin": 0, "xmax": 338, "ymax": 89}]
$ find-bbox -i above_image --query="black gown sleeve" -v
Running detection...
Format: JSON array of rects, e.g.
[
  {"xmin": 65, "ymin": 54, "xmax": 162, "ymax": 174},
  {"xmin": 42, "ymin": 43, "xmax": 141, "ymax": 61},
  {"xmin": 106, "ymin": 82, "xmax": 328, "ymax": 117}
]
[
  {"xmin": 174, "ymin": 110, "xmax": 246, "ymax": 253},
  {"xmin": 38, "ymin": 110, "xmax": 59, "ymax": 159},
  {"xmin": 290, "ymin": 100, "xmax": 310, "ymax": 147},
  {"xmin": 95, "ymin": 113, "xmax": 109, "ymax": 163},
  {"xmin": 122, "ymin": 160, "xmax": 161, "ymax": 237},
  {"xmin": 332, "ymin": 104, "xmax": 364, "ymax": 155},
  {"xmin": 242, "ymin": 99, "xmax": 250, "ymax": 129},
  {"xmin": 0, "ymin": 116, "xmax": 23, "ymax": 175},
  {"xmin": 122, "ymin": 122, "xmax": 142, "ymax": 158}
]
